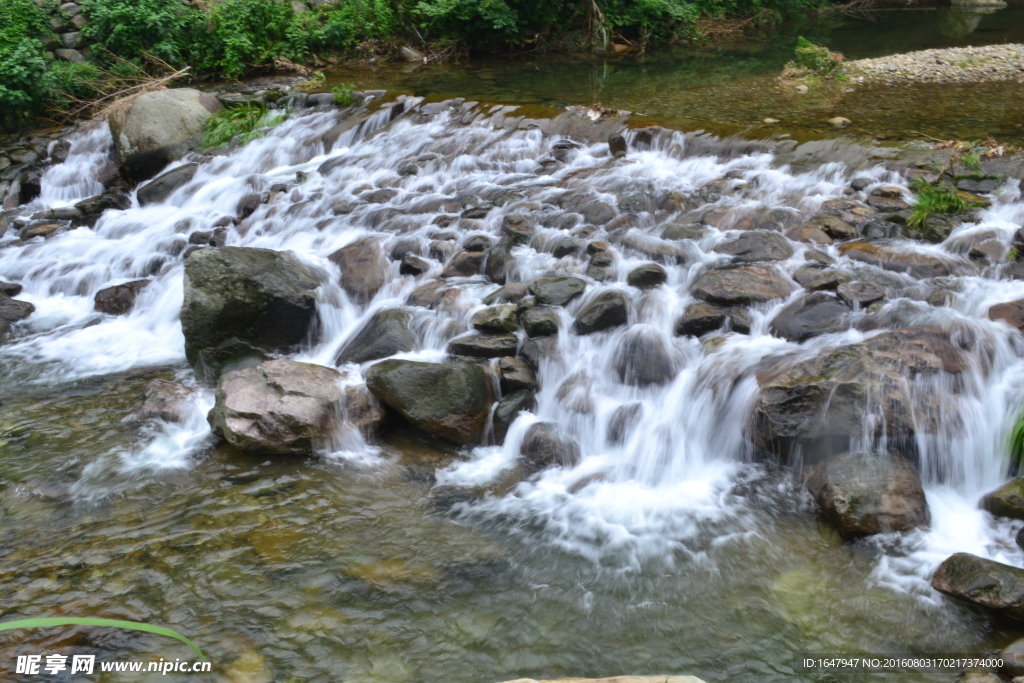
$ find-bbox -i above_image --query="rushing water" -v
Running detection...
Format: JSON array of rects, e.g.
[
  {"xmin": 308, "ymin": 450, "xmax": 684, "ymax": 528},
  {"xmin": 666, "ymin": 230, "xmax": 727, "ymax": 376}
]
[{"xmin": 3, "ymin": 94, "xmax": 1024, "ymax": 682}]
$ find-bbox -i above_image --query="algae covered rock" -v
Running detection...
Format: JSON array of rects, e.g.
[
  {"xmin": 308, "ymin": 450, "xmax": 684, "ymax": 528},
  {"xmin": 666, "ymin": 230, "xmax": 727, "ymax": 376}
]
[
  {"xmin": 931, "ymin": 552, "xmax": 1024, "ymax": 621},
  {"xmin": 981, "ymin": 478, "xmax": 1024, "ymax": 520}
]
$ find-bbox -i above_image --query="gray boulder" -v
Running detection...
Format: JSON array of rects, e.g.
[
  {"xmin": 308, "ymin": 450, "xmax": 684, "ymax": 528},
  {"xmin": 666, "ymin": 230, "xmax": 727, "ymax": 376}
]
[
  {"xmin": 328, "ymin": 237, "xmax": 388, "ymax": 304},
  {"xmin": 208, "ymin": 359, "xmax": 343, "ymax": 455},
  {"xmin": 448, "ymin": 333, "xmax": 518, "ymax": 359},
  {"xmin": 471, "ymin": 304, "xmax": 518, "ymax": 334},
  {"xmin": 932, "ymin": 553, "xmax": 1024, "ymax": 621},
  {"xmin": 334, "ymin": 308, "xmax": 414, "ymax": 365},
  {"xmin": 529, "ymin": 277, "xmax": 587, "ymax": 307},
  {"xmin": 614, "ymin": 328, "xmax": 677, "ymax": 387},
  {"xmin": 793, "ymin": 267, "xmax": 851, "ymax": 291},
  {"xmin": 713, "ymin": 230, "xmax": 794, "ymax": 262},
  {"xmin": 806, "ymin": 451, "xmax": 930, "ymax": 538},
  {"xmin": 627, "ymin": 263, "xmax": 668, "ymax": 288},
  {"xmin": 769, "ymin": 292, "xmax": 851, "ymax": 342},
  {"xmin": 836, "ymin": 281, "xmax": 886, "ymax": 306},
  {"xmin": 520, "ymin": 422, "xmax": 581, "ymax": 471},
  {"xmin": 364, "ymin": 360, "xmax": 495, "ymax": 444},
  {"xmin": 109, "ymin": 89, "xmax": 222, "ymax": 181},
  {"xmin": 94, "ymin": 279, "xmax": 149, "ymax": 315},
  {"xmin": 0, "ymin": 295, "xmax": 35, "ymax": 334},
  {"xmin": 691, "ymin": 265, "xmax": 795, "ymax": 305},
  {"xmin": 137, "ymin": 163, "xmax": 198, "ymax": 206},
  {"xmin": 573, "ymin": 290, "xmax": 628, "ymax": 334},
  {"xmin": 675, "ymin": 302, "xmax": 750, "ymax": 337},
  {"xmin": 522, "ymin": 306, "xmax": 559, "ymax": 337},
  {"xmin": 498, "ymin": 357, "xmax": 539, "ymax": 393},
  {"xmin": 182, "ymin": 247, "xmax": 321, "ymax": 365}
]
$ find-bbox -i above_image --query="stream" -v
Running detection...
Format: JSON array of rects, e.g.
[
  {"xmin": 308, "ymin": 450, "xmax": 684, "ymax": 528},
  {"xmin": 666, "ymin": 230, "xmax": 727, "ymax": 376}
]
[{"xmin": 3, "ymin": 9, "xmax": 1024, "ymax": 683}]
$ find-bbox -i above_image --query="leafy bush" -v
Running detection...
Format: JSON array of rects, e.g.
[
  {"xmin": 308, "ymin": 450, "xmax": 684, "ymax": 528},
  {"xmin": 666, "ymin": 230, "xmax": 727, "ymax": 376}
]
[
  {"xmin": 202, "ymin": 103, "xmax": 288, "ymax": 149},
  {"xmin": 80, "ymin": 0, "xmax": 202, "ymax": 64},
  {"xmin": 0, "ymin": 0, "xmax": 54, "ymax": 130},
  {"xmin": 332, "ymin": 83, "xmax": 358, "ymax": 105},
  {"xmin": 794, "ymin": 36, "xmax": 843, "ymax": 77},
  {"xmin": 201, "ymin": 0, "xmax": 296, "ymax": 78}
]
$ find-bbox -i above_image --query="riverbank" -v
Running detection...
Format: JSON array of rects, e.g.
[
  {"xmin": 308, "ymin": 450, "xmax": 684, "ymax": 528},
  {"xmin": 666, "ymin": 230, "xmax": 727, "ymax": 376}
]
[{"xmin": 850, "ymin": 43, "xmax": 1024, "ymax": 84}]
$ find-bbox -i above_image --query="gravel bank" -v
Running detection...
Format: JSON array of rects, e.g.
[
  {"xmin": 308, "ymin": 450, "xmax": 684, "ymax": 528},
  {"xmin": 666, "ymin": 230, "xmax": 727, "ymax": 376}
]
[{"xmin": 851, "ymin": 43, "xmax": 1024, "ymax": 83}]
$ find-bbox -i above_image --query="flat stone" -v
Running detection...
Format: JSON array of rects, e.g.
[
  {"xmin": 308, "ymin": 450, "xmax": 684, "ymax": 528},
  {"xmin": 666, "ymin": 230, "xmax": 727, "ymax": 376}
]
[
  {"xmin": 94, "ymin": 279, "xmax": 149, "ymax": 315},
  {"xmin": 447, "ymin": 333, "xmax": 518, "ymax": 358},
  {"xmin": 573, "ymin": 290, "xmax": 628, "ymax": 334},
  {"xmin": 793, "ymin": 267, "xmax": 850, "ymax": 291},
  {"xmin": 529, "ymin": 277, "xmax": 587, "ymax": 307},
  {"xmin": 713, "ymin": 230, "xmax": 794, "ymax": 262},
  {"xmin": 471, "ymin": 304, "xmax": 518, "ymax": 334},
  {"xmin": 932, "ymin": 552, "xmax": 1024, "ymax": 622},
  {"xmin": 691, "ymin": 265, "xmax": 795, "ymax": 305},
  {"xmin": 836, "ymin": 281, "xmax": 886, "ymax": 306},
  {"xmin": 989, "ymin": 299, "xmax": 1024, "ymax": 332},
  {"xmin": 769, "ymin": 292, "xmax": 851, "ymax": 342}
]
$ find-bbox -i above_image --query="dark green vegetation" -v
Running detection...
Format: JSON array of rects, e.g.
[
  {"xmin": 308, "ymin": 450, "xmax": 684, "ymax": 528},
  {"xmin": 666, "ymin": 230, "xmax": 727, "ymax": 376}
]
[
  {"xmin": 332, "ymin": 83, "xmax": 358, "ymax": 106},
  {"xmin": 792, "ymin": 35, "xmax": 843, "ymax": 76},
  {"xmin": 201, "ymin": 104, "xmax": 288, "ymax": 149},
  {"xmin": 906, "ymin": 178, "xmax": 983, "ymax": 231},
  {"xmin": 3, "ymin": 0, "xmax": 836, "ymax": 131}
]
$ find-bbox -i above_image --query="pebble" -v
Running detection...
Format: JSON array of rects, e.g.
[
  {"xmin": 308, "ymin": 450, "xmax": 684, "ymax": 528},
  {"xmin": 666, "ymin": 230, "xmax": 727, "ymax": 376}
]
[{"xmin": 851, "ymin": 43, "xmax": 1024, "ymax": 84}]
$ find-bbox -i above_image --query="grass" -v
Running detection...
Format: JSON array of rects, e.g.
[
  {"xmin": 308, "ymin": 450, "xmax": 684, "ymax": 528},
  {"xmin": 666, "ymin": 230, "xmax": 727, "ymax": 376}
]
[
  {"xmin": 201, "ymin": 103, "xmax": 287, "ymax": 149},
  {"xmin": 906, "ymin": 178, "xmax": 980, "ymax": 231},
  {"xmin": 1011, "ymin": 413, "xmax": 1024, "ymax": 468}
]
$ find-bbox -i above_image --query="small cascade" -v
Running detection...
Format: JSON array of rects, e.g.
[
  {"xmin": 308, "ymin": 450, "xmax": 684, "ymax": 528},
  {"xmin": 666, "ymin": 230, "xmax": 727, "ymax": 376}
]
[{"xmin": 4, "ymin": 96, "xmax": 1024, "ymax": 597}]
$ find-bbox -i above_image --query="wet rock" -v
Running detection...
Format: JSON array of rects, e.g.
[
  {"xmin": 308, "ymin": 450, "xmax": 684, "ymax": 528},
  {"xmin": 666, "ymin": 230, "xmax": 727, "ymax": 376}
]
[
  {"xmin": 661, "ymin": 223, "xmax": 708, "ymax": 241},
  {"xmin": 988, "ymin": 299, "xmax": 1024, "ymax": 333},
  {"xmin": 328, "ymin": 237, "xmax": 388, "ymax": 304},
  {"xmin": 182, "ymin": 247, "xmax": 321, "ymax": 365},
  {"xmin": 471, "ymin": 304, "xmax": 518, "ymax": 334},
  {"xmin": 573, "ymin": 290, "xmax": 628, "ymax": 334},
  {"xmin": 522, "ymin": 306, "xmax": 559, "ymax": 337},
  {"xmin": 931, "ymin": 553, "xmax": 1024, "ymax": 622},
  {"xmin": 828, "ymin": 116, "xmax": 852, "ymax": 129},
  {"xmin": 399, "ymin": 253, "xmax": 431, "ymax": 276},
  {"xmin": 0, "ymin": 295, "xmax": 36, "ymax": 334},
  {"xmin": 94, "ymin": 279, "xmax": 149, "ymax": 315},
  {"xmin": 580, "ymin": 200, "xmax": 616, "ymax": 225},
  {"xmin": 608, "ymin": 402, "xmax": 644, "ymax": 445},
  {"xmin": 529, "ymin": 277, "xmax": 587, "ymax": 307},
  {"xmin": 499, "ymin": 357, "xmax": 539, "ymax": 393},
  {"xmin": 627, "ymin": 263, "xmax": 667, "ymax": 288},
  {"xmin": 866, "ymin": 195, "xmax": 909, "ymax": 212},
  {"xmin": 20, "ymin": 220, "xmax": 68, "ymax": 240},
  {"xmin": 608, "ymin": 134, "xmax": 628, "ymax": 158},
  {"xmin": 447, "ymin": 333, "xmax": 518, "ymax": 359},
  {"xmin": 519, "ymin": 422, "xmax": 581, "ymax": 471},
  {"xmin": 365, "ymin": 360, "xmax": 495, "ymax": 444},
  {"xmin": 751, "ymin": 325, "xmax": 976, "ymax": 463},
  {"xmin": 691, "ymin": 265, "xmax": 795, "ymax": 305},
  {"xmin": 836, "ymin": 281, "xmax": 886, "ymax": 306},
  {"xmin": 501, "ymin": 214, "xmax": 534, "ymax": 244},
  {"xmin": 484, "ymin": 282, "xmax": 528, "ymax": 305},
  {"xmin": 493, "ymin": 390, "xmax": 536, "ymax": 444},
  {"xmin": 805, "ymin": 215, "xmax": 857, "ymax": 241},
  {"xmin": 714, "ymin": 230, "xmax": 794, "ymax": 263},
  {"xmin": 442, "ymin": 250, "xmax": 486, "ymax": 278},
  {"xmin": 614, "ymin": 328, "xmax": 677, "ymax": 387},
  {"xmin": 137, "ymin": 163, "xmax": 198, "ymax": 206},
  {"xmin": 785, "ymin": 225, "xmax": 832, "ymax": 245},
  {"xmin": 675, "ymin": 302, "xmax": 750, "ymax": 337},
  {"xmin": 494, "ymin": 678, "xmax": 704, "ymax": 683},
  {"xmin": 793, "ymin": 267, "xmax": 851, "ymax": 291},
  {"xmin": 334, "ymin": 308, "xmax": 415, "ymax": 365},
  {"xmin": 108, "ymin": 89, "xmax": 222, "ymax": 181},
  {"xmin": 208, "ymin": 359, "xmax": 343, "ymax": 455},
  {"xmin": 806, "ymin": 451, "xmax": 930, "ymax": 538},
  {"xmin": 406, "ymin": 281, "xmax": 450, "ymax": 309},
  {"xmin": 485, "ymin": 237, "xmax": 514, "ymax": 284},
  {"xmin": 139, "ymin": 379, "xmax": 195, "ymax": 423},
  {"xmin": 463, "ymin": 234, "xmax": 493, "ymax": 252},
  {"xmin": 521, "ymin": 335, "xmax": 559, "ymax": 370},
  {"xmin": 0, "ymin": 280, "xmax": 22, "ymax": 297},
  {"xmin": 342, "ymin": 384, "xmax": 387, "ymax": 435},
  {"xmin": 839, "ymin": 240, "xmax": 963, "ymax": 279},
  {"xmin": 981, "ymin": 479, "xmax": 1024, "ymax": 520},
  {"xmin": 769, "ymin": 292, "xmax": 851, "ymax": 342},
  {"xmin": 618, "ymin": 232, "xmax": 690, "ymax": 265}
]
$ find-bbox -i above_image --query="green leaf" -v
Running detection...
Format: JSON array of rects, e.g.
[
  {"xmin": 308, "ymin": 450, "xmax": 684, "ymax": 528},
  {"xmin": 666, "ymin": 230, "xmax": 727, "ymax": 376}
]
[{"xmin": 0, "ymin": 617, "xmax": 206, "ymax": 661}]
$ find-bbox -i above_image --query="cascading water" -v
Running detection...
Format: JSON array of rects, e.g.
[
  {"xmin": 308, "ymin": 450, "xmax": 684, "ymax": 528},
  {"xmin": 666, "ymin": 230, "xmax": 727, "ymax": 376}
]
[{"xmin": 4, "ymin": 95, "xmax": 1024, "ymax": 680}]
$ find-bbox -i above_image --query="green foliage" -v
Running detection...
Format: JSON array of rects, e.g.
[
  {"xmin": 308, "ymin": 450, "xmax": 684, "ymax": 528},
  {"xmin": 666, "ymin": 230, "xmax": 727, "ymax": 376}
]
[
  {"xmin": 332, "ymin": 83, "xmax": 358, "ymax": 105},
  {"xmin": 794, "ymin": 36, "xmax": 843, "ymax": 77},
  {"xmin": 201, "ymin": 0, "xmax": 296, "ymax": 78},
  {"xmin": 80, "ymin": 0, "xmax": 202, "ymax": 64},
  {"xmin": 907, "ymin": 179, "xmax": 980, "ymax": 230},
  {"xmin": 0, "ymin": 0, "xmax": 54, "ymax": 130},
  {"xmin": 962, "ymin": 146, "xmax": 982, "ymax": 172},
  {"xmin": 202, "ymin": 103, "xmax": 288, "ymax": 149},
  {"xmin": 46, "ymin": 60, "xmax": 104, "ymax": 110},
  {"xmin": 1010, "ymin": 412, "xmax": 1024, "ymax": 468}
]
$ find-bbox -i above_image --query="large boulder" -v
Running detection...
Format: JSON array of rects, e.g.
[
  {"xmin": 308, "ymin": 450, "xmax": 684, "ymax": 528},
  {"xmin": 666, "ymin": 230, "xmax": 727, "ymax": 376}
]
[
  {"xmin": 334, "ymin": 308, "xmax": 414, "ymax": 365},
  {"xmin": 713, "ymin": 230, "xmax": 794, "ymax": 262},
  {"xmin": 691, "ymin": 265, "xmax": 794, "ymax": 305},
  {"xmin": 769, "ymin": 292, "xmax": 851, "ymax": 342},
  {"xmin": 328, "ymin": 237, "xmax": 388, "ymax": 304},
  {"xmin": 806, "ymin": 451, "xmax": 930, "ymax": 538},
  {"xmin": 208, "ymin": 359, "xmax": 343, "ymax": 455},
  {"xmin": 931, "ymin": 553, "xmax": 1024, "ymax": 621},
  {"xmin": 529, "ymin": 277, "xmax": 586, "ymax": 307},
  {"xmin": 519, "ymin": 422, "xmax": 581, "ymax": 471},
  {"xmin": 109, "ymin": 89, "xmax": 222, "ymax": 181},
  {"xmin": 365, "ymin": 360, "xmax": 495, "ymax": 444},
  {"xmin": 751, "ymin": 325, "xmax": 978, "ymax": 463},
  {"xmin": 573, "ymin": 290, "xmax": 628, "ymax": 334},
  {"xmin": 981, "ymin": 479, "xmax": 1024, "ymax": 520},
  {"xmin": 182, "ymin": 247, "xmax": 321, "ymax": 365}
]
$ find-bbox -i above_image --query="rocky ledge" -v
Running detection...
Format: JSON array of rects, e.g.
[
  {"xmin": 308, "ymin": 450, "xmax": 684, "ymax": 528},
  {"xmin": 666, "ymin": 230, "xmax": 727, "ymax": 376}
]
[{"xmin": 851, "ymin": 43, "xmax": 1024, "ymax": 84}]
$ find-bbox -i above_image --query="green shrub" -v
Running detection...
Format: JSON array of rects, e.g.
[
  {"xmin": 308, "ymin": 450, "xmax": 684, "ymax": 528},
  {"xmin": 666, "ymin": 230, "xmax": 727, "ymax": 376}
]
[
  {"xmin": 907, "ymin": 178, "xmax": 981, "ymax": 230},
  {"xmin": 0, "ymin": 0, "xmax": 54, "ymax": 130},
  {"xmin": 794, "ymin": 36, "xmax": 843, "ymax": 77},
  {"xmin": 331, "ymin": 83, "xmax": 357, "ymax": 105},
  {"xmin": 201, "ymin": 0, "xmax": 296, "ymax": 78},
  {"xmin": 202, "ymin": 103, "xmax": 288, "ymax": 149},
  {"xmin": 80, "ymin": 0, "xmax": 203, "ymax": 64},
  {"xmin": 1010, "ymin": 412, "xmax": 1024, "ymax": 468}
]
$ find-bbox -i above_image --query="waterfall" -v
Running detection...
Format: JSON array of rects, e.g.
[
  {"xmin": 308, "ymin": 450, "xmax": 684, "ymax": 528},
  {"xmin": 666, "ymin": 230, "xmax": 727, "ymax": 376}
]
[{"xmin": 6, "ymin": 98, "xmax": 1024, "ymax": 599}]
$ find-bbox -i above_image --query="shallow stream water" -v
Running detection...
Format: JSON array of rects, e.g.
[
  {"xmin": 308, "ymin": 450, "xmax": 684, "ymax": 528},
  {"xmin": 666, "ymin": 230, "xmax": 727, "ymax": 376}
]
[{"xmin": 4, "ymin": 11, "xmax": 1024, "ymax": 683}]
